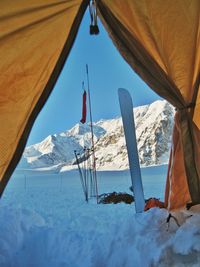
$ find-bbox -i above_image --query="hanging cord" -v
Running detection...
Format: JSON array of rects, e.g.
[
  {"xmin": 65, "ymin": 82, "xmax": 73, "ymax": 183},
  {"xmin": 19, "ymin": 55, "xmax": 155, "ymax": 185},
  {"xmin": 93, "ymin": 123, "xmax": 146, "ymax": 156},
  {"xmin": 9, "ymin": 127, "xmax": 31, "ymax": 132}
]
[{"xmin": 89, "ymin": 0, "xmax": 99, "ymax": 35}]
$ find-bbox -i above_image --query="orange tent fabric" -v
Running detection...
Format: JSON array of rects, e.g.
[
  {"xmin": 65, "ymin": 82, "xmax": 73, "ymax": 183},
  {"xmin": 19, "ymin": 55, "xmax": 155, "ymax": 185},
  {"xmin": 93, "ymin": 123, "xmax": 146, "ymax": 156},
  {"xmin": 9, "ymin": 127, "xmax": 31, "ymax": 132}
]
[
  {"xmin": 164, "ymin": 113, "xmax": 191, "ymax": 210},
  {"xmin": 98, "ymin": 0, "xmax": 200, "ymax": 209},
  {"xmin": 0, "ymin": 0, "xmax": 88, "ymax": 196},
  {"xmin": 0, "ymin": 0, "xmax": 199, "ymax": 210}
]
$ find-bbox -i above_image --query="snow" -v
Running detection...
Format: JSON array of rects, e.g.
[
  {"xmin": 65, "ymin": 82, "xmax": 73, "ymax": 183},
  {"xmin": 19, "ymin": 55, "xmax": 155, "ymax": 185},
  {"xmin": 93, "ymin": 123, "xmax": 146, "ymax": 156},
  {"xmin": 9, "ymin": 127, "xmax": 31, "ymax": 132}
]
[
  {"xmin": 0, "ymin": 166, "xmax": 200, "ymax": 267},
  {"xmin": 18, "ymin": 100, "xmax": 175, "ymax": 171}
]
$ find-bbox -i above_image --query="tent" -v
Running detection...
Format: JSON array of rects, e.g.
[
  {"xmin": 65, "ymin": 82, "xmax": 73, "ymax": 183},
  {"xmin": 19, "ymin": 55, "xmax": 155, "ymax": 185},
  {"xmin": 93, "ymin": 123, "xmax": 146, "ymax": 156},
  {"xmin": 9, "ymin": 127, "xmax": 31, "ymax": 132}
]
[{"xmin": 0, "ymin": 0, "xmax": 199, "ymax": 210}]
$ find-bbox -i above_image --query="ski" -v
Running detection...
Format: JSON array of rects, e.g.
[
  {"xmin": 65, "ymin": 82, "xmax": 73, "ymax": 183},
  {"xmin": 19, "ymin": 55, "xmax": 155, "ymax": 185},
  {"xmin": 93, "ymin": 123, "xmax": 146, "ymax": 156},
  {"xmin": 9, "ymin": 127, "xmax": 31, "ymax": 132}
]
[{"xmin": 118, "ymin": 88, "xmax": 145, "ymax": 213}]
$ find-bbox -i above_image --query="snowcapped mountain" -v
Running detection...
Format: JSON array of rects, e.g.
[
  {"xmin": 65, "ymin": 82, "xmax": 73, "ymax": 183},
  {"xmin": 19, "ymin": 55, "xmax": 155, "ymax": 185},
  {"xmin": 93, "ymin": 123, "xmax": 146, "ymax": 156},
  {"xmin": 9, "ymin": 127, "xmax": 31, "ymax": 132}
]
[
  {"xmin": 18, "ymin": 100, "xmax": 175, "ymax": 171},
  {"xmin": 94, "ymin": 100, "xmax": 175, "ymax": 170}
]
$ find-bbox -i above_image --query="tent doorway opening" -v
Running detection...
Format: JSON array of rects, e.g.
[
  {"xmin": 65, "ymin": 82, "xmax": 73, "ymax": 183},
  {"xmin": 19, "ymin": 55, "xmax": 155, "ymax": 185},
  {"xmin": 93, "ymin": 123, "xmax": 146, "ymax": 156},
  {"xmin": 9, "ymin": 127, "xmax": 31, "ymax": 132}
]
[
  {"xmin": 1, "ymin": 1, "xmax": 199, "ymax": 212},
  {"xmin": 5, "ymin": 7, "xmax": 167, "ymax": 205}
]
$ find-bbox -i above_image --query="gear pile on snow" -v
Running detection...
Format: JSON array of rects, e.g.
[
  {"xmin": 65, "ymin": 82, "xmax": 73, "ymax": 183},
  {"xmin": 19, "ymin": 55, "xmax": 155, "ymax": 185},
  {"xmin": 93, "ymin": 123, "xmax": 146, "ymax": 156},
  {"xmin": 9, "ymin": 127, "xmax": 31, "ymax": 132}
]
[{"xmin": 99, "ymin": 192, "xmax": 134, "ymax": 204}]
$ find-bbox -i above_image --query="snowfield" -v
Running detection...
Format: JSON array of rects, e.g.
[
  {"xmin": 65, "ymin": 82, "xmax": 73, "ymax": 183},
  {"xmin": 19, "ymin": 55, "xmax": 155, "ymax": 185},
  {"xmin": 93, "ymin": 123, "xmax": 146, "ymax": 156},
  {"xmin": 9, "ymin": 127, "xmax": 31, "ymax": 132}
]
[{"xmin": 0, "ymin": 166, "xmax": 200, "ymax": 267}]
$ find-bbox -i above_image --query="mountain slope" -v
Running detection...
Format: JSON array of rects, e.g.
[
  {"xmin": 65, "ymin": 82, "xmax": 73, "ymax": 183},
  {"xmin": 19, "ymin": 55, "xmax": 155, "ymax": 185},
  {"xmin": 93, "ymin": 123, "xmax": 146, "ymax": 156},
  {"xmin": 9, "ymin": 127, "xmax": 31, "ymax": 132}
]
[
  {"xmin": 18, "ymin": 100, "xmax": 175, "ymax": 171},
  {"xmin": 94, "ymin": 100, "xmax": 174, "ymax": 169}
]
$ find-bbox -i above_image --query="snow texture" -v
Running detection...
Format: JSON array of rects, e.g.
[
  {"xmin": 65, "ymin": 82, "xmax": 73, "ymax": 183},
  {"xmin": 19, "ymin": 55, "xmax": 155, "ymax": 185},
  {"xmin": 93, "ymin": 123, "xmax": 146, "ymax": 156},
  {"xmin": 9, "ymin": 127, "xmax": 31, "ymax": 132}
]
[
  {"xmin": 0, "ymin": 169, "xmax": 200, "ymax": 267},
  {"xmin": 18, "ymin": 100, "xmax": 175, "ymax": 171}
]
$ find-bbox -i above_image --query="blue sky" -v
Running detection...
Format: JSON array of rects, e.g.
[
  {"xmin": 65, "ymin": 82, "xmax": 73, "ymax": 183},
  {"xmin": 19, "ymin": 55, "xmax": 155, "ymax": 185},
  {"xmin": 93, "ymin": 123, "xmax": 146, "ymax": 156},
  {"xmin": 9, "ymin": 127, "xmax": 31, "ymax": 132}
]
[{"xmin": 27, "ymin": 8, "xmax": 161, "ymax": 145}]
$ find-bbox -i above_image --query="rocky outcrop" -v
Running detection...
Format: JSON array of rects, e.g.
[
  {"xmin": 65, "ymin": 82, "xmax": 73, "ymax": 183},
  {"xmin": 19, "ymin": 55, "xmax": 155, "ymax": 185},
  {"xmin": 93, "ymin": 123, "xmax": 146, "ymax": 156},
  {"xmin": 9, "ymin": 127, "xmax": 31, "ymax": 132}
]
[{"xmin": 18, "ymin": 100, "xmax": 175, "ymax": 171}]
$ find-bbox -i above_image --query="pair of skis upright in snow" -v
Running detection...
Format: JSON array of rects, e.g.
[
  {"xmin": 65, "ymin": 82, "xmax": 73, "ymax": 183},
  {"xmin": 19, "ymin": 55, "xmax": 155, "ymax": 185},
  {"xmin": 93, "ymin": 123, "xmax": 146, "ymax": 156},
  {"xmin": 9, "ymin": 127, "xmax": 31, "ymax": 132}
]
[{"xmin": 118, "ymin": 88, "xmax": 145, "ymax": 213}]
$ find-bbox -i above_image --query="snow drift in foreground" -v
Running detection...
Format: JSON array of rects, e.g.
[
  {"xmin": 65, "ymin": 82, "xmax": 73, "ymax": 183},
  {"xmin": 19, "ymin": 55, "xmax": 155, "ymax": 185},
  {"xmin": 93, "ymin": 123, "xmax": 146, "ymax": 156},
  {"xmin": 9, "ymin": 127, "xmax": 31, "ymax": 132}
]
[
  {"xmin": 1, "ymin": 168, "xmax": 200, "ymax": 267},
  {"xmin": 1, "ymin": 204, "xmax": 200, "ymax": 267}
]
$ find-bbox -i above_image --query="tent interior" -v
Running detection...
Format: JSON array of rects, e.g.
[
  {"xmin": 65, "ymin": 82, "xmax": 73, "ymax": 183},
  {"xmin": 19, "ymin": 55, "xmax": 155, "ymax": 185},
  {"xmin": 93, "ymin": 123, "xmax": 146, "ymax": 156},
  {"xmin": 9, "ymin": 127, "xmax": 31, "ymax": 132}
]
[{"xmin": 0, "ymin": 0, "xmax": 199, "ymax": 210}]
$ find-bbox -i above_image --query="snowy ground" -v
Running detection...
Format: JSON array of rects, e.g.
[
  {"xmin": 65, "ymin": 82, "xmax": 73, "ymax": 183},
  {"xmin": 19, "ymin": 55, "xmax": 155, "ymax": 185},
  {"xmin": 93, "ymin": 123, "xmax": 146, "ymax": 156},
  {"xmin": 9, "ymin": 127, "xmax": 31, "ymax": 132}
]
[{"xmin": 1, "ymin": 165, "xmax": 200, "ymax": 267}]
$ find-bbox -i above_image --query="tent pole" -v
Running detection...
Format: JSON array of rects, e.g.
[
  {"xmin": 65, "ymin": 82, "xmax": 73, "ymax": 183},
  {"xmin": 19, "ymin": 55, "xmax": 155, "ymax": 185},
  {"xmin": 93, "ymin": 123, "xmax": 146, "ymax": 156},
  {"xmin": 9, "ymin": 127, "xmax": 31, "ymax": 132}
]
[
  {"xmin": 86, "ymin": 64, "xmax": 99, "ymax": 203},
  {"xmin": 74, "ymin": 150, "xmax": 87, "ymax": 202}
]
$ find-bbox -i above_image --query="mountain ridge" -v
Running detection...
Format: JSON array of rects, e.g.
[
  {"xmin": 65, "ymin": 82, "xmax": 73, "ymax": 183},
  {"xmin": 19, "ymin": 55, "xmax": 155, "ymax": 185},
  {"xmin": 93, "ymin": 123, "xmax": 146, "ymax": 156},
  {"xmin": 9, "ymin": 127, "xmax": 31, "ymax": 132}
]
[{"xmin": 18, "ymin": 100, "xmax": 175, "ymax": 171}]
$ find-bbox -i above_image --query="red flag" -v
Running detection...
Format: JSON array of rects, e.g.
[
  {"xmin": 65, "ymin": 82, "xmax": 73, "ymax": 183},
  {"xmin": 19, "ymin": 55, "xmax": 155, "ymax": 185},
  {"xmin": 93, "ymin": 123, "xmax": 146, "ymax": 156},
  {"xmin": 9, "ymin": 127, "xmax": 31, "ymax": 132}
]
[{"xmin": 80, "ymin": 90, "xmax": 87, "ymax": 124}]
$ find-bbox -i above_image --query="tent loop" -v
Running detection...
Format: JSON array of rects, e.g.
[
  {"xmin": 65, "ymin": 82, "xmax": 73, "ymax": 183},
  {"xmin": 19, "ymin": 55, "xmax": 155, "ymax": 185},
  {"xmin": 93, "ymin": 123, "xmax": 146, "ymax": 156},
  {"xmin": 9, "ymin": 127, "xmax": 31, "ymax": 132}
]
[
  {"xmin": 166, "ymin": 213, "xmax": 180, "ymax": 231},
  {"xmin": 89, "ymin": 0, "xmax": 99, "ymax": 35}
]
